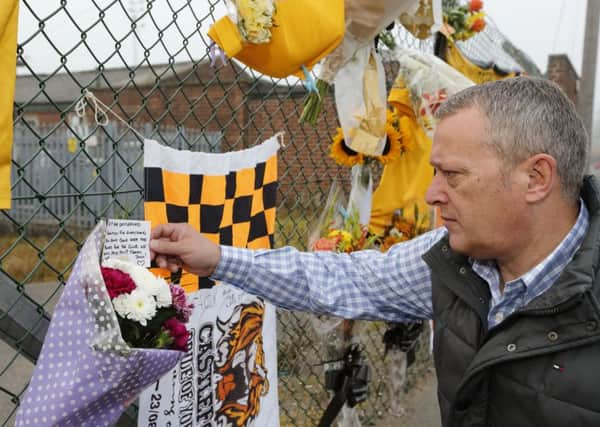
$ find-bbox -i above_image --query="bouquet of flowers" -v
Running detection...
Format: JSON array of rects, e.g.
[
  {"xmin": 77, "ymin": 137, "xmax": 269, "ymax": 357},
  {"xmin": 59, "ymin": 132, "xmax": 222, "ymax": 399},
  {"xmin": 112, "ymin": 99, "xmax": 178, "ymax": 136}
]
[
  {"xmin": 308, "ymin": 182, "xmax": 377, "ymax": 425},
  {"xmin": 309, "ymin": 181, "xmax": 378, "ymax": 253},
  {"xmin": 312, "ymin": 208, "xmax": 379, "ymax": 253},
  {"xmin": 208, "ymin": 0, "xmax": 344, "ymax": 79},
  {"xmin": 16, "ymin": 221, "xmax": 192, "ymax": 427},
  {"xmin": 230, "ymin": 0, "xmax": 276, "ymax": 44},
  {"xmin": 442, "ymin": 0, "xmax": 486, "ymax": 41},
  {"xmin": 101, "ymin": 258, "xmax": 193, "ymax": 351},
  {"xmin": 380, "ymin": 207, "xmax": 431, "ymax": 252}
]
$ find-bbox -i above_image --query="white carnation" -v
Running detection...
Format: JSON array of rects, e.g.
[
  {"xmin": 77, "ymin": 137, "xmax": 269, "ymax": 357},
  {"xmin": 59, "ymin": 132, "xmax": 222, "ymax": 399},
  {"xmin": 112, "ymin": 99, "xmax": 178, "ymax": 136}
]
[
  {"xmin": 129, "ymin": 265, "xmax": 161, "ymax": 297},
  {"xmin": 113, "ymin": 288, "xmax": 157, "ymax": 326},
  {"xmin": 155, "ymin": 277, "xmax": 172, "ymax": 308},
  {"xmin": 112, "ymin": 293, "xmax": 132, "ymax": 319}
]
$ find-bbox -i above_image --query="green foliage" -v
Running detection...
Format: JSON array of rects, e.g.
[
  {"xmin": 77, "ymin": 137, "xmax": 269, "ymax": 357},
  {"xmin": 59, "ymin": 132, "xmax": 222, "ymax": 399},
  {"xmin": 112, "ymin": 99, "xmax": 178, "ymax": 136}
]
[{"xmin": 119, "ymin": 307, "xmax": 177, "ymax": 349}]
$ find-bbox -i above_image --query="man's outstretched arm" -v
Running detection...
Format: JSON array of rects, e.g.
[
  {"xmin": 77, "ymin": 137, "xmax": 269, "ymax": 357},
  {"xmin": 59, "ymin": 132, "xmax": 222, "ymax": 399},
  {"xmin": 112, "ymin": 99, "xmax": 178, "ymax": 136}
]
[{"xmin": 151, "ymin": 223, "xmax": 444, "ymax": 322}]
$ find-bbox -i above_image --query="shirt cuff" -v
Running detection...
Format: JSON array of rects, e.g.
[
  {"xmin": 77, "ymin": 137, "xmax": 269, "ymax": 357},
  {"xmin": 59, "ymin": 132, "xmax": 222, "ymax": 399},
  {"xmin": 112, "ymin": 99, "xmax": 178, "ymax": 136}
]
[{"xmin": 210, "ymin": 245, "xmax": 254, "ymax": 285}]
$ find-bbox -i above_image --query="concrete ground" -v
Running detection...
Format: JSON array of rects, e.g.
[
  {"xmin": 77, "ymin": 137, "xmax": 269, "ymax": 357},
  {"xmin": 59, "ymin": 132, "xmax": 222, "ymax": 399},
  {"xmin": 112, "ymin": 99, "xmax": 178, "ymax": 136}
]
[{"xmin": 376, "ymin": 371, "xmax": 441, "ymax": 427}]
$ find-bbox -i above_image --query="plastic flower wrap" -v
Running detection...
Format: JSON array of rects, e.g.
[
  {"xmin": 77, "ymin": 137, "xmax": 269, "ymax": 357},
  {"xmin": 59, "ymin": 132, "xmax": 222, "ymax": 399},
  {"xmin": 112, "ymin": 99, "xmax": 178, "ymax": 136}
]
[
  {"xmin": 394, "ymin": 47, "xmax": 473, "ymax": 136},
  {"xmin": 334, "ymin": 46, "xmax": 388, "ymax": 156},
  {"xmin": 309, "ymin": 178, "xmax": 378, "ymax": 254},
  {"xmin": 208, "ymin": 0, "xmax": 344, "ymax": 78},
  {"xmin": 16, "ymin": 221, "xmax": 191, "ymax": 427},
  {"xmin": 319, "ymin": 0, "xmax": 442, "ymax": 83},
  {"xmin": 300, "ymin": 0, "xmax": 437, "ymax": 126},
  {"xmin": 308, "ymin": 182, "xmax": 346, "ymax": 251},
  {"xmin": 307, "ymin": 178, "xmax": 376, "ymax": 426},
  {"xmin": 398, "ymin": 0, "xmax": 443, "ymax": 40},
  {"xmin": 300, "ymin": 0, "xmax": 443, "ymax": 127}
]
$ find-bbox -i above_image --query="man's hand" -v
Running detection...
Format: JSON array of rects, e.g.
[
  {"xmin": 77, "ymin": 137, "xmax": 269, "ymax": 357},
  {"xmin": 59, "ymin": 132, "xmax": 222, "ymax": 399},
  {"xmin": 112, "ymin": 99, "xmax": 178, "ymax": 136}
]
[{"xmin": 149, "ymin": 223, "xmax": 221, "ymax": 277}]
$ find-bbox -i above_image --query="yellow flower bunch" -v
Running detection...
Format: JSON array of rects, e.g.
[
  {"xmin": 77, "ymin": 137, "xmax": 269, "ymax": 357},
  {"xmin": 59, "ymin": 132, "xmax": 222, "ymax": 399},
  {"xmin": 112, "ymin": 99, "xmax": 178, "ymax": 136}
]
[
  {"xmin": 330, "ymin": 109, "xmax": 414, "ymax": 167},
  {"xmin": 235, "ymin": 0, "xmax": 275, "ymax": 44},
  {"xmin": 312, "ymin": 208, "xmax": 379, "ymax": 253},
  {"xmin": 328, "ymin": 229, "xmax": 354, "ymax": 252}
]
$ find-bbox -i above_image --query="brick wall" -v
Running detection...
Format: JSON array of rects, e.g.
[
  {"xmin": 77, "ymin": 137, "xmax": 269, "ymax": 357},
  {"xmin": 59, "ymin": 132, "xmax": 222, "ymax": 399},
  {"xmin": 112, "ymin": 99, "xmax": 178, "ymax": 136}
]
[
  {"xmin": 88, "ymin": 61, "xmax": 348, "ymax": 210},
  {"xmin": 546, "ymin": 54, "xmax": 579, "ymax": 105},
  {"xmin": 16, "ymin": 61, "xmax": 357, "ymax": 212}
]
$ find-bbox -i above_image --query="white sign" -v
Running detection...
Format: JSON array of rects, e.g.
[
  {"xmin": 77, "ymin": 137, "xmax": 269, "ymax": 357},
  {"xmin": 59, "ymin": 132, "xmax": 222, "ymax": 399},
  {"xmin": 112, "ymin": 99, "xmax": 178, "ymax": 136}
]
[
  {"xmin": 102, "ymin": 219, "xmax": 151, "ymax": 267},
  {"xmin": 139, "ymin": 285, "xmax": 280, "ymax": 427}
]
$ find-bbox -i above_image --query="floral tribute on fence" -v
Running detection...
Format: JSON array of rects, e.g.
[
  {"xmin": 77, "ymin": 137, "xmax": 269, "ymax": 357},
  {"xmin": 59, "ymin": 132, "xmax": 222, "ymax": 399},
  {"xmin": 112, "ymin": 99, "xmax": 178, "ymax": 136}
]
[
  {"xmin": 442, "ymin": 0, "xmax": 486, "ymax": 41},
  {"xmin": 100, "ymin": 258, "xmax": 193, "ymax": 352},
  {"xmin": 16, "ymin": 221, "xmax": 191, "ymax": 427}
]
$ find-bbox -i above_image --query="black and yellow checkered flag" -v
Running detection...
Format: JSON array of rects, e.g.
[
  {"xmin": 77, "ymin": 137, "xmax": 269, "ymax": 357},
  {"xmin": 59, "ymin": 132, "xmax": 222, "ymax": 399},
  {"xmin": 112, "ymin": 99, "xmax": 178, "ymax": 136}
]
[{"xmin": 144, "ymin": 137, "xmax": 279, "ymax": 292}]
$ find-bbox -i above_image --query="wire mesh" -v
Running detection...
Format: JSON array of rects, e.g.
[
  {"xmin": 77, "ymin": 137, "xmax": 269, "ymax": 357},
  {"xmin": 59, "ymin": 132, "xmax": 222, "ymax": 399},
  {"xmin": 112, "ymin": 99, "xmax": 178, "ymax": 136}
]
[
  {"xmin": 1, "ymin": 1, "xmax": 434, "ymax": 425},
  {"xmin": 455, "ymin": 18, "xmax": 542, "ymax": 76}
]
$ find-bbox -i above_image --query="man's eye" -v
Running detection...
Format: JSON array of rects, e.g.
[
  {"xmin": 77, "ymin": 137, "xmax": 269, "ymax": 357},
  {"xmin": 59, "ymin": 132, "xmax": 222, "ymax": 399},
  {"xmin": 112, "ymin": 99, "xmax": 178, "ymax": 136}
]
[{"xmin": 433, "ymin": 168, "xmax": 458, "ymax": 179}]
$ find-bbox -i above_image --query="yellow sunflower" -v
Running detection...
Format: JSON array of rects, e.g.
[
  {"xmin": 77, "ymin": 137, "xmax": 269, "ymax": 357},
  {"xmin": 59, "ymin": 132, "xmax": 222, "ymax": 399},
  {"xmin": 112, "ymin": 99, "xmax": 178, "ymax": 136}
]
[
  {"xmin": 376, "ymin": 118, "xmax": 403, "ymax": 165},
  {"xmin": 329, "ymin": 127, "xmax": 364, "ymax": 167}
]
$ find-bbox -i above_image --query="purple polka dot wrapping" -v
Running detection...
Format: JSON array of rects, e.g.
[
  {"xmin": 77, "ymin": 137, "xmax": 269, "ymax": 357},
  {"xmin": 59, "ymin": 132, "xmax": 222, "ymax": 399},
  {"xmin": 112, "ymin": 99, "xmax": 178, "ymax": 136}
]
[{"xmin": 15, "ymin": 221, "xmax": 184, "ymax": 427}]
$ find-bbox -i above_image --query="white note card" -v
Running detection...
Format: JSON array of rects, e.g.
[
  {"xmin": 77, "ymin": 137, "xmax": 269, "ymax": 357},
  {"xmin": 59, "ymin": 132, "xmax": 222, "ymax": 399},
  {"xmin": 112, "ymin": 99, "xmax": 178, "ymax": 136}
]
[{"xmin": 102, "ymin": 219, "xmax": 151, "ymax": 267}]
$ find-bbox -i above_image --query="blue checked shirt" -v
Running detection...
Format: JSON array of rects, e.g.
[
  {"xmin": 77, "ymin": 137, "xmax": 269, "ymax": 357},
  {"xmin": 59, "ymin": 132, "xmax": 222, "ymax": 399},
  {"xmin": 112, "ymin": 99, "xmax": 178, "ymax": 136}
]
[{"xmin": 213, "ymin": 201, "xmax": 589, "ymax": 329}]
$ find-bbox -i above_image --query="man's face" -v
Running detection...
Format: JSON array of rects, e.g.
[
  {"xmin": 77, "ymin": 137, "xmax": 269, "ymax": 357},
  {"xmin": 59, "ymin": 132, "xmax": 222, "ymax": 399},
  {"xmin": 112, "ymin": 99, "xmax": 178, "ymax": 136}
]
[{"xmin": 425, "ymin": 107, "xmax": 529, "ymax": 259}]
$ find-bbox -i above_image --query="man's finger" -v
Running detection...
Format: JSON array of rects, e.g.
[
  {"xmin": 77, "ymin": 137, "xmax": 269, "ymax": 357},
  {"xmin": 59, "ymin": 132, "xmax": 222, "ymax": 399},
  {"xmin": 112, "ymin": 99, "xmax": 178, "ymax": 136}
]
[
  {"xmin": 155, "ymin": 254, "xmax": 182, "ymax": 272},
  {"xmin": 155, "ymin": 254, "xmax": 168, "ymax": 269},
  {"xmin": 150, "ymin": 223, "xmax": 180, "ymax": 240},
  {"xmin": 150, "ymin": 237, "xmax": 180, "ymax": 255}
]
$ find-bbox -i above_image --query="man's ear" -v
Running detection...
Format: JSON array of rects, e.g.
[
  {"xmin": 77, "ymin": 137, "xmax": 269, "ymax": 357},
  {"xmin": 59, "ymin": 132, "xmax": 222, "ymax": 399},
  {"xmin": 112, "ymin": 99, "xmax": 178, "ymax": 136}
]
[{"xmin": 524, "ymin": 154, "xmax": 557, "ymax": 203}]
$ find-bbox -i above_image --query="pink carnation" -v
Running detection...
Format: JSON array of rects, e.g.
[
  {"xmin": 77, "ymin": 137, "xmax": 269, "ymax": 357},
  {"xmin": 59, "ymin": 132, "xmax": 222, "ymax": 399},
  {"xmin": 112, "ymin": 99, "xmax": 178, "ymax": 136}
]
[
  {"xmin": 101, "ymin": 267, "xmax": 136, "ymax": 299},
  {"xmin": 164, "ymin": 318, "xmax": 189, "ymax": 351},
  {"xmin": 169, "ymin": 284, "xmax": 194, "ymax": 322}
]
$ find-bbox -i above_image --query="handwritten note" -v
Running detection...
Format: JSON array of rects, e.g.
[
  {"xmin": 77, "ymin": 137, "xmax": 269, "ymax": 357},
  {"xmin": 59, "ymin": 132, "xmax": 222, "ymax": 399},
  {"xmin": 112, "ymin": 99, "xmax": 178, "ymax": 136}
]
[{"xmin": 102, "ymin": 219, "xmax": 151, "ymax": 267}]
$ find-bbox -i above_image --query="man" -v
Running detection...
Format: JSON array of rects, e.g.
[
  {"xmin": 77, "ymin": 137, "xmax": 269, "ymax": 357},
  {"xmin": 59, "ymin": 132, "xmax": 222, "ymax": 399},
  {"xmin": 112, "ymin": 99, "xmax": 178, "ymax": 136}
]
[{"xmin": 150, "ymin": 77, "xmax": 600, "ymax": 426}]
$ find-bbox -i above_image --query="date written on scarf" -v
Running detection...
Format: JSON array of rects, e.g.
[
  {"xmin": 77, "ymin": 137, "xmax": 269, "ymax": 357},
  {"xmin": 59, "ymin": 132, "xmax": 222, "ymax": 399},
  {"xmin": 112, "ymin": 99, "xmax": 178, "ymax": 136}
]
[{"xmin": 102, "ymin": 219, "xmax": 151, "ymax": 267}]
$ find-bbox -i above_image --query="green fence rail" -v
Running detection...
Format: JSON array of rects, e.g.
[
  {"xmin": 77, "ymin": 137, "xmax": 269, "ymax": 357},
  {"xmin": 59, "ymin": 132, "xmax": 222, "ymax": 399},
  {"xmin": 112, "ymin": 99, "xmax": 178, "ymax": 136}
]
[{"xmin": 0, "ymin": 1, "xmax": 435, "ymax": 425}]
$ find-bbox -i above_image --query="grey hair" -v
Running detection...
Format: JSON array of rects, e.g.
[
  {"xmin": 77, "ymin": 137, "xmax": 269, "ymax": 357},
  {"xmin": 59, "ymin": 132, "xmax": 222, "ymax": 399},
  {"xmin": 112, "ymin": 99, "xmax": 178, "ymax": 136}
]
[{"xmin": 435, "ymin": 76, "xmax": 588, "ymax": 201}]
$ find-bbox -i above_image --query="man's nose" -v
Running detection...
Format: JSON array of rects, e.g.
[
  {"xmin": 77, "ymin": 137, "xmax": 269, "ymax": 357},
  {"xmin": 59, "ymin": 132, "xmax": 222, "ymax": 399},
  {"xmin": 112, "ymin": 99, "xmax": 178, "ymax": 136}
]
[{"xmin": 425, "ymin": 175, "xmax": 448, "ymax": 205}]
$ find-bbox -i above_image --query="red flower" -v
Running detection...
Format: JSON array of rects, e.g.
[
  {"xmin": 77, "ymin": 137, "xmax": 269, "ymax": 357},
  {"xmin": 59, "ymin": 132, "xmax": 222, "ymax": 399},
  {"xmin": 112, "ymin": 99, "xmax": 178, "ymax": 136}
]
[
  {"xmin": 100, "ymin": 267, "xmax": 136, "ymax": 299},
  {"xmin": 169, "ymin": 283, "xmax": 194, "ymax": 322},
  {"xmin": 313, "ymin": 237, "xmax": 337, "ymax": 251},
  {"xmin": 164, "ymin": 318, "xmax": 189, "ymax": 351},
  {"xmin": 469, "ymin": 0, "xmax": 483, "ymax": 12},
  {"xmin": 470, "ymin": 17, "xmax": 486, "ymax": 32}
]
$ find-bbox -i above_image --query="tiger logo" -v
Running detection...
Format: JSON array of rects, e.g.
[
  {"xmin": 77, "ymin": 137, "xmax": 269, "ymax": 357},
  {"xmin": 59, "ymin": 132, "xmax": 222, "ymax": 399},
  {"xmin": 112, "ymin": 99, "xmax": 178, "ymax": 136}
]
[{"xmin": 214, "ymin": 300, "xmax": 269, "ymax": 426}]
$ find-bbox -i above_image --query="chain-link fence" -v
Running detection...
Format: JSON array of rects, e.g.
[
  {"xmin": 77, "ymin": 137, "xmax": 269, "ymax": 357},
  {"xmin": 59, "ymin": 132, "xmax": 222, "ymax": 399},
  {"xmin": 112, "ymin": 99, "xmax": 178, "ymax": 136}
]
[
  {"xmin": 455, "ymin": 18, "xmax": 542, "ymax": 76},
  {"xmin": 0, "ymin": 1, "xmax": 438, "ymax": 426}
]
